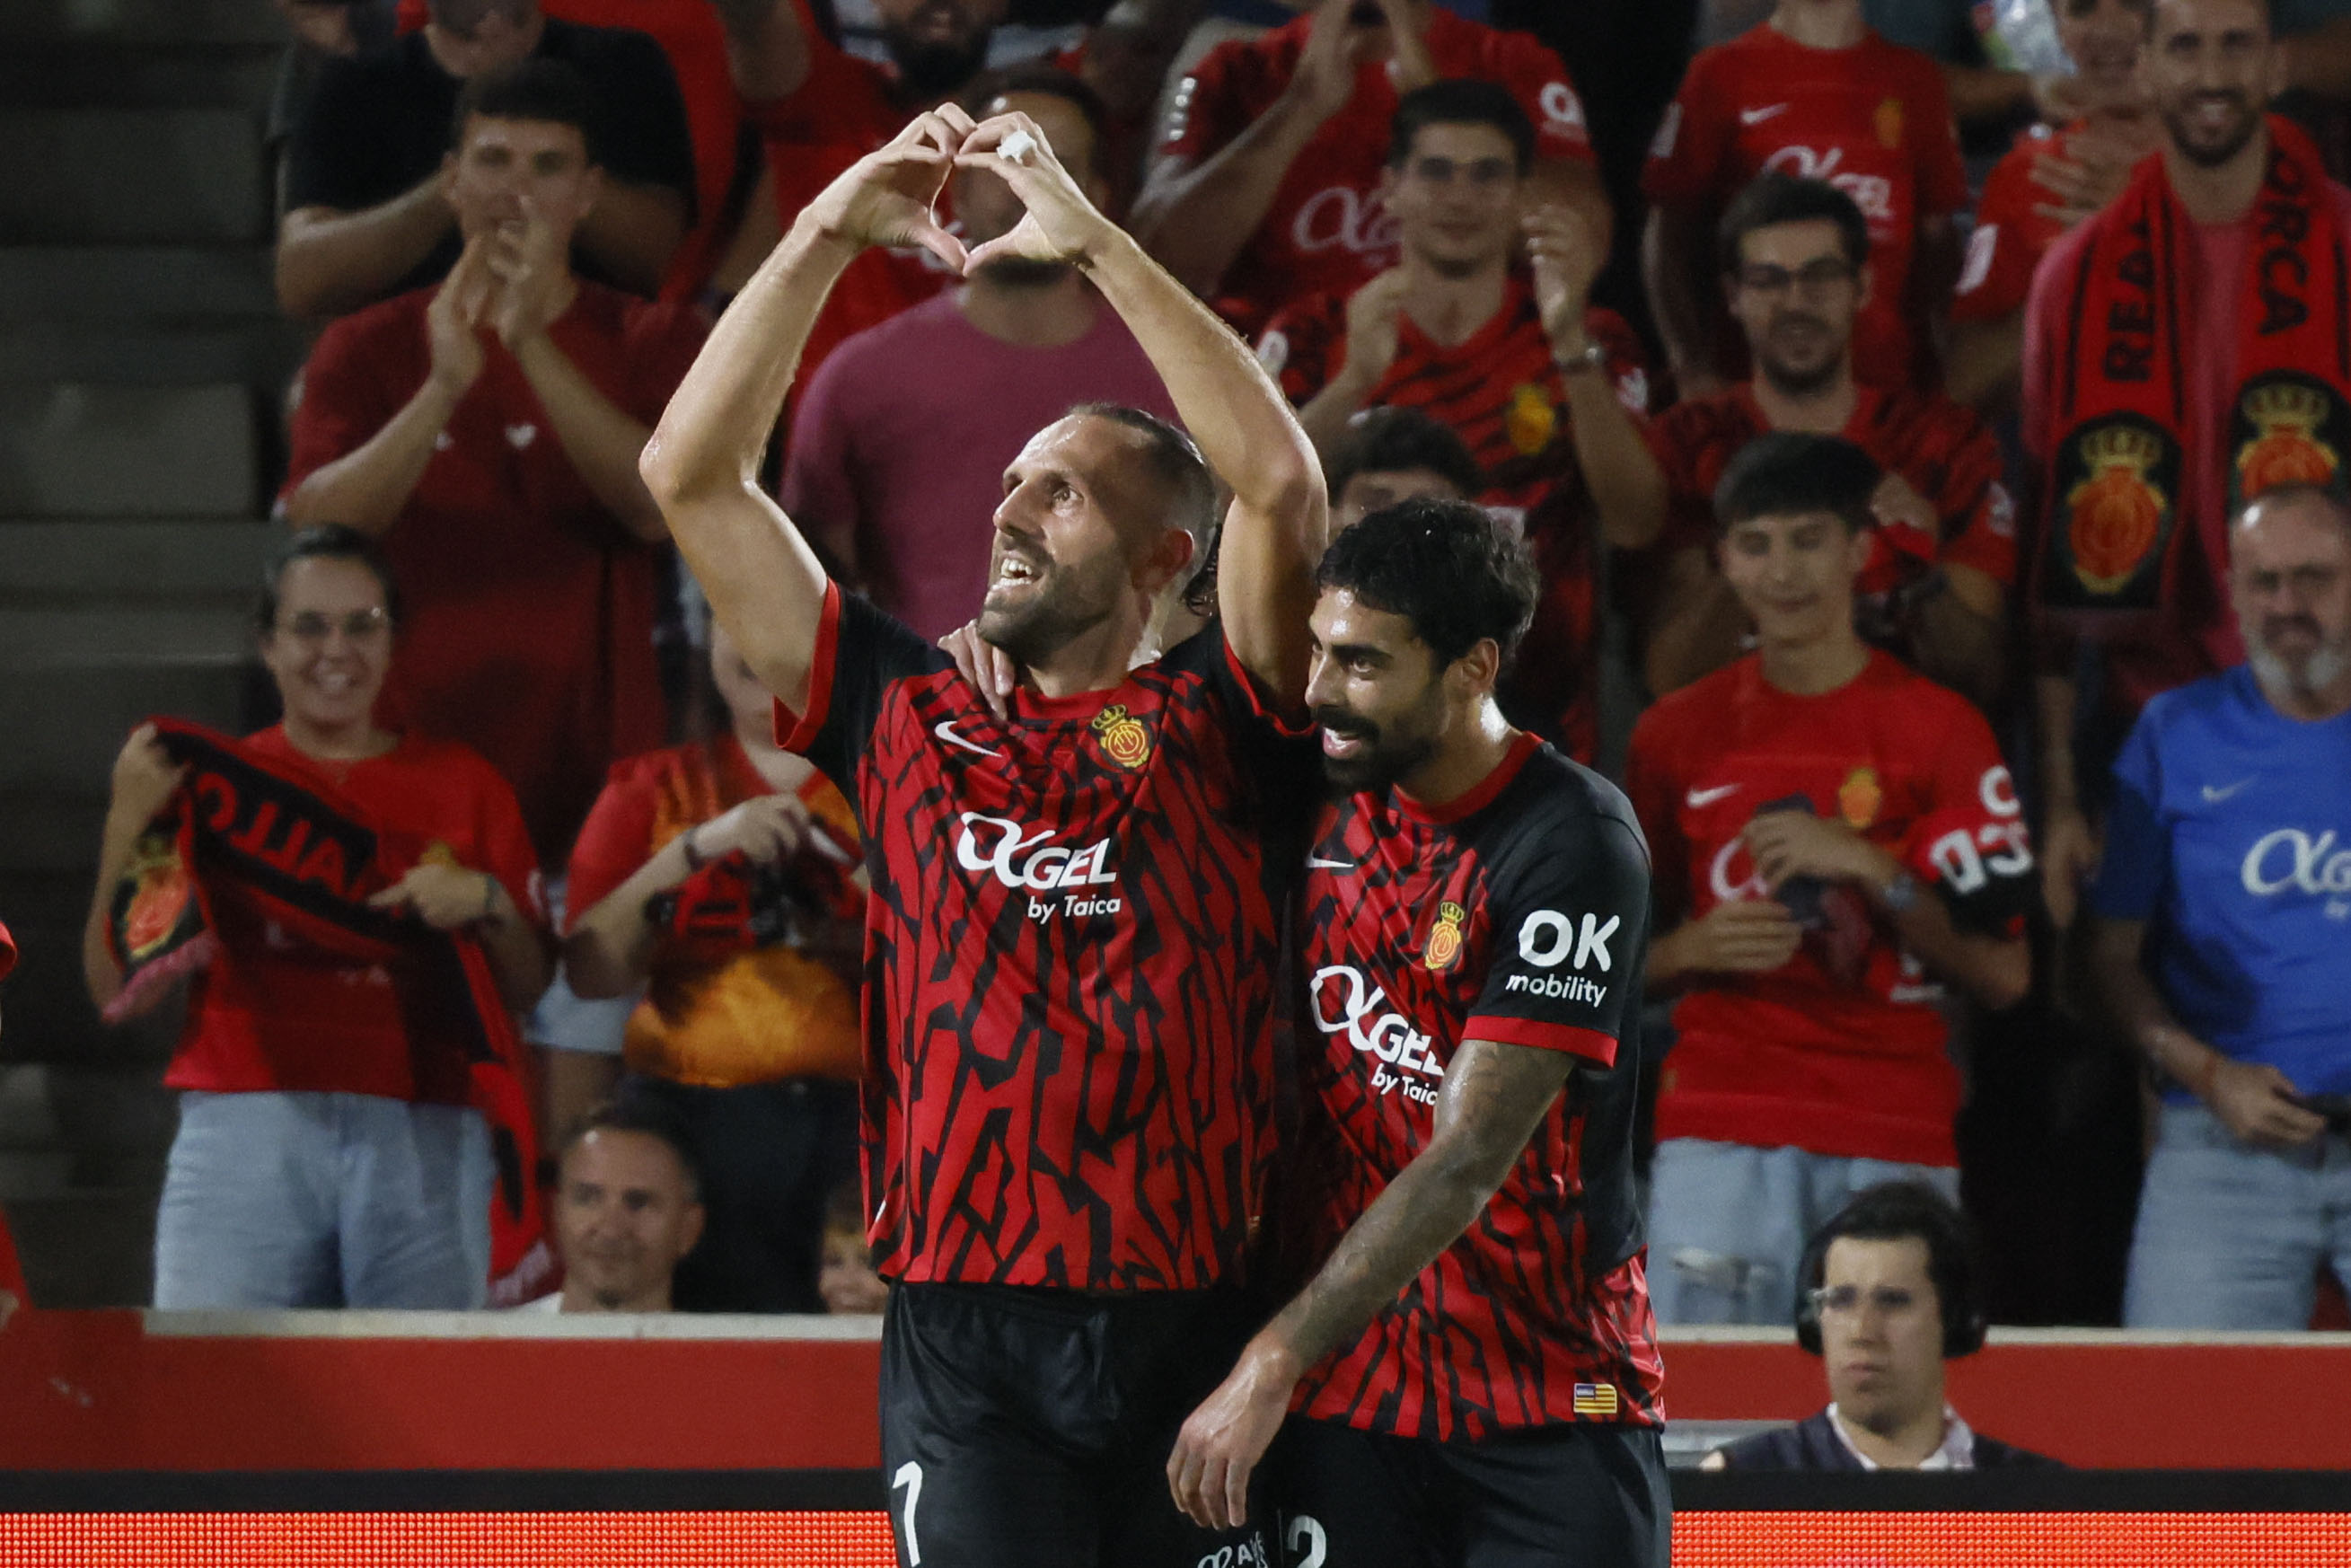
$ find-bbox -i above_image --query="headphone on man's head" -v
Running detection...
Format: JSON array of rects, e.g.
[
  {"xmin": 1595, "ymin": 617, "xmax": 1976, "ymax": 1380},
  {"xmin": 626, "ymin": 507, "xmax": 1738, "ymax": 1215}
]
[{"xmin": 1792, "ymin": 1180, "xmax": 1987, "ymax": 1360}]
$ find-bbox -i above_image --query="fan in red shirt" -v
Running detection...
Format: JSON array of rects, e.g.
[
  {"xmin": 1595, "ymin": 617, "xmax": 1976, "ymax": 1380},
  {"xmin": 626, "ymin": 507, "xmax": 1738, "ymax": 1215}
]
[
  {"xmin": 82, "ymin": 528, "xmax": 551, "ymax": 1310},
  {"xmin": 644, "ymin": 108, "xmax": 1325, "ymax": 1565},
  {"xmin": 1642, "ymin": 0, "xmax": 1968, "ymax": 393},
  {"xmin": 281, "ymin": 62, "xmax": 709, "ymax": 867},
  {"xmin": 1600, "ymin": 175, "xmax": 2013, "ymax": 709},
  {"xmin": 1625, "ymin": 434, "xmax": 2030, "ymax": 1326},
  {"xmin": 1255, "ymin": 80, "xmax": 1652, "ymax": 762},
  {"xmin": 1133, "ymin": 0, "xmax": 1606, "ymax": 340},
  {"xmin": 1948, "ymin": 0, "xmax": 2157, "ymax": 411}
]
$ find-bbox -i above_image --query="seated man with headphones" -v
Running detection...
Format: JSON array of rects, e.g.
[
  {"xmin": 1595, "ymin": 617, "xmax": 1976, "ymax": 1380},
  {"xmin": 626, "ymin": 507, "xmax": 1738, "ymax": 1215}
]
[{"xmin": 1703, "ymin": 1182, "xmax": 2057, "ymax": 1470}]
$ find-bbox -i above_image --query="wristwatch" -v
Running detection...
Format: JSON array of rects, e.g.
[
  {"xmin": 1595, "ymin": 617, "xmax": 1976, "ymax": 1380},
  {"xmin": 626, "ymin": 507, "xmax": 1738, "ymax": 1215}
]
[
  {"xmin": 1556, "ymin": 339, "xmax": 1608, "ymax": 374},
  {"xmin": 1880, "ymin": 868, "xmax": 1925, "ymax": 915}
]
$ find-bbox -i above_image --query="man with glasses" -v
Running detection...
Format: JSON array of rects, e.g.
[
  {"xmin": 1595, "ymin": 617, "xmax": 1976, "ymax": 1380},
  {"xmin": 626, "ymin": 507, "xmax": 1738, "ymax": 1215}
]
[
  {"xmin": 1703, "ymin": 1182, "xmax": 2056, "ymax": 1468},
  {"xmin": 1591, "ymin": 174, "xmax": 2012, "ymax": 707}
]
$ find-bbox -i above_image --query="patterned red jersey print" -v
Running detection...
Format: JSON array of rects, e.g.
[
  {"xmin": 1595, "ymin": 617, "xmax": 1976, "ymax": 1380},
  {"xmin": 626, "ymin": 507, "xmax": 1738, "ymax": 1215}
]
[
  {"xmin": 1162, "ymin": 7, "xmax": 1591, "ymax": 336},
  {"xmin": 778, "ymin": 587, "xmax": 1314, "ymax": 1291},
  {"xmin": 1649, "ymin": 383, "xmax": 2017, "ymax": 584},
  {"xmin": 1622, "ymin": 651, "xmax": 2031, "ymax": 1167},
  {"xmin": 1286, "ymin": 736, "xmax": 1663, "ymax": 1440},
  {"xmin": 1642, "ymin": 26, "xmax": 1968, "ymax": 390}
]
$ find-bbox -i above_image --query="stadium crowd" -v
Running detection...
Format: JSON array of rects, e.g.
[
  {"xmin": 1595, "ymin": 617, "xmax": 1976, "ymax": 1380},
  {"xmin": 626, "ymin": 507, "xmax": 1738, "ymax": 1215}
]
[{"xmin": 0, "ymin": 0, "xmax": 2345, "ymax": 1473}]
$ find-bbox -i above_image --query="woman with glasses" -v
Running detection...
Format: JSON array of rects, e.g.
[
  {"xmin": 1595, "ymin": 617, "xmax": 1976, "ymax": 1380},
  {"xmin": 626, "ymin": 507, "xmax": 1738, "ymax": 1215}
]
[{"xmin": 81, "ymin": 525, "xmax": 551, "ymax": 1309}]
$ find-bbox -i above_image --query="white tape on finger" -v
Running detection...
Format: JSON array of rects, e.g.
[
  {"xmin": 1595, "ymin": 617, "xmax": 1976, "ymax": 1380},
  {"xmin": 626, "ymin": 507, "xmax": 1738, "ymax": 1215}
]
[{"xmin": 999, "ymin": 128, "xmax": 1037, "ymax": 164}]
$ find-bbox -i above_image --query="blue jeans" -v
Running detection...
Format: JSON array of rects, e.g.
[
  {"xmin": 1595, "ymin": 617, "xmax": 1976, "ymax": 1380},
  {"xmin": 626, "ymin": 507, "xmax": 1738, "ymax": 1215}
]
[
  {"xmin": 152, "ymin": 1090, "xmax": 492, "ymax": 1309},
  {"xmin": 2125, "ymin": 1100, "xmax": 2351, "ymax": 1329},
  {"xmin": 1646, "ymin": 1139, "xmax": 1960, "ymax": 1326}
]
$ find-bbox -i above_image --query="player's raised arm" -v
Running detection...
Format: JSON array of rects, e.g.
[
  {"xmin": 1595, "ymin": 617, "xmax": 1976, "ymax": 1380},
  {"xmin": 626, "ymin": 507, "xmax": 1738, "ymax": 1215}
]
[
  {"xmin": 957, "ymin": 112, "xmax": 1326, "ymax": 705},
  {"xmin": 640, "ymin": 108, "xmax": 974, "ymax": 712}
]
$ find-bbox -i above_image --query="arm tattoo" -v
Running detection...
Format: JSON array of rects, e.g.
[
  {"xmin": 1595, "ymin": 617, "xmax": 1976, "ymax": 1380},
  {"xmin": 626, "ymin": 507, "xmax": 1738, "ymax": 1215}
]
[{"xmin": 1265, "ymin": 1039, "xmax": 1577, "ymax": 1371}]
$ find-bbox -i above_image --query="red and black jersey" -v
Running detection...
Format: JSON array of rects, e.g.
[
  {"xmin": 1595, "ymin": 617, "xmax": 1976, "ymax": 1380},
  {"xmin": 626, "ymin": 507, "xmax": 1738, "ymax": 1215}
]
[
  {"xmin": 1623, "ymin": 651, "xmax": 2033, "ymax": 1167},
  {"xmin": 1284, "ymin": 733, "xmax": 1663, "ymax": 1440},
  {"xmin": 777, "ymin": 586, "xmax": 1316, "ymax": 1291},
  {"xmin": 1648, "ymin": 382, "xmax": 2018, "ymax": 583},
  {"xmin": 1255, "ymin": 278, "xmax": 1649, "ymax": 513}
]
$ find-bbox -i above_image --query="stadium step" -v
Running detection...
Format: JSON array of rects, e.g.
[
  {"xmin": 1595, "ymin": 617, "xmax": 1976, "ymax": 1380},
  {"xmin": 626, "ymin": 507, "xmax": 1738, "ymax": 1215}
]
[
  {"xmin": 0, "ymin": 41, "xmax": 282, "ymax": 111},
  {"xmin": 0, "ymin": 383, "xmax": 259, "ymax": 517},
  {"xmin": 0, "ymin": 247, "xmax": 278, "ymax": 326},
  {"xmin": 0, "ymin": 0, "xmax": 287, "ymax": 48},
  {"xmin": 0, "ymin": 109, "xmax": 269, "ymax": 246}
]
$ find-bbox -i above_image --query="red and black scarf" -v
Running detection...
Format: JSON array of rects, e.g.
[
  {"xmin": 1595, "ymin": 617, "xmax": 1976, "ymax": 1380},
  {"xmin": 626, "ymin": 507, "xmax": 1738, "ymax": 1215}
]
[
  {"xmin": 103, "ymin": 719, "xmax": 543, "ymax": 1289},
  {"xmin": 2038, "ymin": 118, "xmax": 2351, "ymax": 621}
]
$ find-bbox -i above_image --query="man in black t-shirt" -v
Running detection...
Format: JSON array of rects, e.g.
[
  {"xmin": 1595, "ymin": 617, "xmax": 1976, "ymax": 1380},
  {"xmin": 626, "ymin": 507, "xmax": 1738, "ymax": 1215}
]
[
  {"xmin": 1168, "ymin": 497, "xmax": 1669, "ymax": 1568},
  {"xmin": 277, "ymin": 0, "xmax": 695, "ymax": 316},
  {"xmin": 643, "ymin": 105, "xmax": 1326, "ymax": 1568}
]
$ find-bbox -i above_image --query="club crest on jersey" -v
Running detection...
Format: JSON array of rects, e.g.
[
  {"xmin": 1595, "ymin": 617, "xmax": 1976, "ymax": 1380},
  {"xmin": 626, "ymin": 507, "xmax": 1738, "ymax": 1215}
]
[
  {"xmin": 1091, "ymin": 704, "xmax": 1152, "ymax": 770},
  {"xmin": 1506, "ymin": 383, "xmax": 1556, "ymax": 455},
  {"xmin": 1837, "ymin": 767, "xmax": 1882, "ymax": 830},
  {"xmin": 1875, "ymin": 97, "xmax": 1904, "ymax": 149},
  {"xmin": 1423, "ymin": 901, "xmax": 1466, "ymax": 971}
]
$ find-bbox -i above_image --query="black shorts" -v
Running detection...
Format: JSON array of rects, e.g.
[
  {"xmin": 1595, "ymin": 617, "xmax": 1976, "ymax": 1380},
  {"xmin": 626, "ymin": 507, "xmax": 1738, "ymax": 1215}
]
[
  {"xmin": 879, "ymin": 1281, "xmax": 1275, "ymax": 1568},
  {"xmin": 1269, "ymin": 1415, "xmax": 1671, "ymax": 1568}
]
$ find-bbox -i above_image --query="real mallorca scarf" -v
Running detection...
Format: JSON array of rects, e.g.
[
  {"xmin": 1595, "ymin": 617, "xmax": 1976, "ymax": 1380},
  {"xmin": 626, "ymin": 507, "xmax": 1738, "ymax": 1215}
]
[
  {"xmin": 102, "ymin": 718, "xmax": 542, "ymax": 1288},
  {"xmin": 2038, "ymin": 116, "xmax": 2351, "ymax": 621}
]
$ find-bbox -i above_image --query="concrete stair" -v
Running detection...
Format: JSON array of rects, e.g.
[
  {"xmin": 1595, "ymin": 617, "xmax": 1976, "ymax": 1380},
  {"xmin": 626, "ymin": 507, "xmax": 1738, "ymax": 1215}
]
[{"xmin": 0, "ymin": 0, "xmax": 288, "ymax": 1307}]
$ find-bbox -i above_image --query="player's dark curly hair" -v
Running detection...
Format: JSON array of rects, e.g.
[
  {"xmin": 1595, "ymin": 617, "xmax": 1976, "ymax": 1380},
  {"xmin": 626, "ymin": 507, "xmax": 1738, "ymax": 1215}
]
[
  {"xmin": 1712, "ymin": 430, "xmax": 1880, "ymax": 537},
  {"xmin": 255, "ymin": 524, "xmax": 404, "ymax": 637},
  {"xmin": 1316, "ymin": 497, "xmax": 1539, "ymax": 667},
  {"xmin": 451, "ymin": 57, "xmax": 600, "ymax": 162},
  {"xmin": 1387, "ymin": 80, "xmax": 1536, "ymax": 174},
  {"xmin": 1717, "ymin": 171, "xmax": 1872, "ymax": 276}
]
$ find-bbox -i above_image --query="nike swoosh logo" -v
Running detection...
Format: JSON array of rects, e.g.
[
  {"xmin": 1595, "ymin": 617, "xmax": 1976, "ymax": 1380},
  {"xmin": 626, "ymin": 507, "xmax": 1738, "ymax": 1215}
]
[
  {"xmin": 1739, "ymin": 104, "xmax": 1789, "ymax": 125},
  {"xmin": 2202, "ymin": 779, "xmax": 2254, "ymax": 803},
  {"xmin": 934, "ymin": 721, "xmax": 1003, "ymax": 759},
  {"xmin": 1687, "ymin": 784, "xmax": 1741, "ymax": 807},
  {"xmin": 1308, "ymin": 856, "xmax": 1357, "ymax": 871}
]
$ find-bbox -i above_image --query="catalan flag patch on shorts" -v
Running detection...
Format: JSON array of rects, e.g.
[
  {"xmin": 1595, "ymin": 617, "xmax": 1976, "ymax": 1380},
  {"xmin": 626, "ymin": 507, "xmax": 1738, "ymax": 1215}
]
[{"xmin": 1572, "ymin": 1382, "xmax": 1619, "ymax": 1416}]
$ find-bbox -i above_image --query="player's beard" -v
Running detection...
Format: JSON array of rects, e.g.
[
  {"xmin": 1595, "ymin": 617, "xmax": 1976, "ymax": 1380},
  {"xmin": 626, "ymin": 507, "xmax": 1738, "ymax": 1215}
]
[
  {"xmin": 2249, "ymin": 614, "xmax": 2349, "ymax": 699},
  {"xmin": 1315, "ymin": 691, "xmax": 1443, "ymax": 797},
  {"xmin": 978, "ymin": 547, "xmax": 1123, "ymax": 668},
  {"xmin": 2162, "ymin": 89, "xmax": 2261, "ymax": 169}
]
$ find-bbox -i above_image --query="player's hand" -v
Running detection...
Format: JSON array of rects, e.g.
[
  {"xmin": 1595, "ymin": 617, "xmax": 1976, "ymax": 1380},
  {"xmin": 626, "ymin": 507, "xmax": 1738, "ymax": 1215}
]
[
  {"xmin": 938, "ymin": 620, "xmax": 1017, "ymax": 721},
  {"xmin": 692, "ymin": 794, "xmax": 816, "ymax": 868},
  {"xmin": 1860, "ymin": 472, "xmax": 1942, "ymax": 595},
  {"xmin": 426, "ymin": 236, "xmax": 492, "ymax": 395},
  {"xmin": 2028, "ymin": 135, "xmax": 2138, "ymax": 230},
  {"xmin": 1668, "ymin": 898, "xmax": 1803, "ymax": 975},
  {"xmin": 1167, "ymin": 1338, "xmax": 1297, "ymax": 1531},
  {"xmin": 2038, "ymin": 804, "xmax": 2100, "ymax": 929},
  {"xmin": 1283, "ymin": 0, "xmax": 1372, "ymax": 127},
  {"xmin": 954, "ymin": 112, "xmax": 1120, "ymax": 272},
  {"xmin": 801, "ymin": 107, "xmax": 974, "ymax": 272},
  {"xmin": 1340, "ymin": 268, "xmax": 1411, "ymax": 387},
  {"xmin": 1525, "ymin": 204, "xmax": 1602, "ymax": 347},
  {"xmin": 367, "ymin": 862, "xmax": 504, "ymax": 930},
  {"xmin": 486, "ymin": 194, "xmax": 569, "ymax": 348},
  {"xmin": 106, "ymin": 724, "xmax": 189, "ymax": 832},
  {"xmin": 2208, "ymin": 1059, "xmax": 2329, "ymax": 1150},
  {"xmin": 1743, "ymin": 811, "xmax": 1898, "ymax": 894}
]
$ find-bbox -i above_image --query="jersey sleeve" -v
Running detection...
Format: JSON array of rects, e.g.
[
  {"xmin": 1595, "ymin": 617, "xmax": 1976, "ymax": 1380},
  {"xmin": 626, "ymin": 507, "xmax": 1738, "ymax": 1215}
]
[
  {"xmin": 468, "ymin": 758, "xmax": 550, "ymax": 930},
  {"xmin": 1466, "ymin": 806, "xmax": 1651, "ymax": 1066},
  {"xmin": 2088, "ymin": 704, "xmax": 2170, "ymax": 921},
  {"xmin": 1255, "ymin": 295, "xmax": 1341, "ymax": 403},
  {"xmin": 1158, "ymin": 36, "xmax": 1256, "ymax": 162},
  {"xmin": 1927, "ymin": 407, "xmax": 2019, "ymax": 584},
  {"xmin": 281, "ymin": 314, "xmax": 404, "ymax": 499},
  {"xmin": 1950, "ymin": 145, "xmax": 2044, "ymax": 323},
  {"xmin": 1905, "ymin": 700, "xmax": 2035, "ymax": 934},
  {"xmin": 1641, "ymin": 52, "xmax": 1728, "ymax": 207},
  {"xmin": 1590, "ymin": 309, "xmax": 1653, "ymax": 416},
  {"xmin": 1158, "ymin": 623, "xmax": 1319, "ymax": 828},
  {"xmin": 771, "ymin": 582, "xmax": 947, "ymax": 795},
  {"xmin": 560, "ymin": 762, "xmax": 661, "ymax": 931},
  {"xmin": 1492, "ymin": 34, "xmax": 1595, "ymax": 164}
]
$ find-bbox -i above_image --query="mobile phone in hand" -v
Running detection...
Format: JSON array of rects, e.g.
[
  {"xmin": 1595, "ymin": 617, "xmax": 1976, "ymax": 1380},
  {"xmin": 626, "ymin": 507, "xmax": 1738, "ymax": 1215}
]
[{"xmin": 1753, "ymin": 794, "xmax": 1828, "ymax": 929}]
